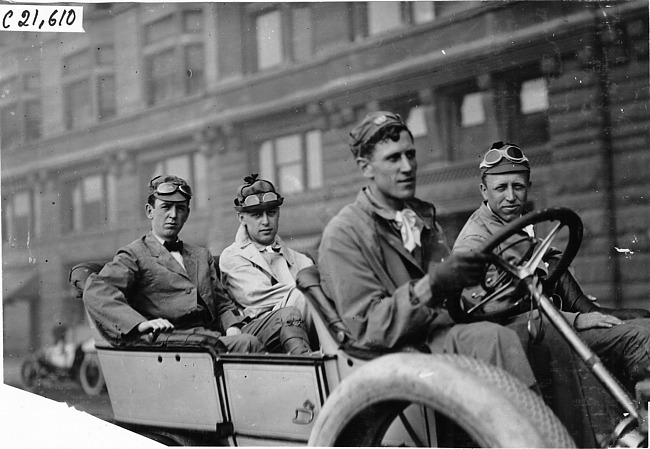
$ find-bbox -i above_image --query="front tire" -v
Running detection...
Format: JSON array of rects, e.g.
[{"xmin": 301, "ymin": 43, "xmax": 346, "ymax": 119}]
[{"xmin": 309, "ymin": 353, "xmax": 574, "ymax": 447}]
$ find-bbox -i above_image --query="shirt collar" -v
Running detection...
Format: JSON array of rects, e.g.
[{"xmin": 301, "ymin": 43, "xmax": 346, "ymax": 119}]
[{"xmin": 235, "ymin": 222, "xmax": 285, "ymax": 254}]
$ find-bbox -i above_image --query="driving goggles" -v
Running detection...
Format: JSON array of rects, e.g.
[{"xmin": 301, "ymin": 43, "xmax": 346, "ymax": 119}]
[
  {"xmin": 154, "ymin": 182, "xmax": 193, "ymax": 197},
  {"xmin": 479, "ymin": 144, "xmax": 529, "ymax": 170},
  {"xmin": 242, "ymin": 192, "xmax": 279, "ymax": 207}
]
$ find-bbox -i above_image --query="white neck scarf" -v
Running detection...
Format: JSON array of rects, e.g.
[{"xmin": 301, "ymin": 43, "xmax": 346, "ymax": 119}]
[{"xmin": 394, "ymin": 208, "xmax": 423, "ymax": 252}]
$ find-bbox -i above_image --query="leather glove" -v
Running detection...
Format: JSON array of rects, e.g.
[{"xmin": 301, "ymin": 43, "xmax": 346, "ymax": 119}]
[{"xmin": 430, "ymin": 252, "xmax": 491, "ymax": 295}]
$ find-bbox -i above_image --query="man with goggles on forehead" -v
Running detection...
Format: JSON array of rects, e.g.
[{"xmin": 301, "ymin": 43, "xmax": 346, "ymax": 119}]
[
  {"xmin": 219, "ymin": 174, "xmax": 313, "ymax": 355},
  {"xmin": 83, "ymin": 175, "xmax": 264, "ymax": 353},
  {"xmin": 454, "ymin": 141, "xmax": 650, "ymax": 442}
]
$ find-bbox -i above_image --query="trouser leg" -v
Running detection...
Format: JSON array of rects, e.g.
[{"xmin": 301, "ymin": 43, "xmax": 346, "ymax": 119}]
[
  {"xmin": 506, "ymin": 314, "xmax": 602, "ymax": 448},
  {"xmin": 219, "ymin": 334, "xmax": 265, "ymax": 354},
  {"xmin": 242, "ymin": 307, "xmax": 311, "ymax": 355},
  {"xmin": 578, "ymin": 318, "xmax": 650, "ymax": 387},
  {"xmin": 427, "ymin": 321, "xmax": 537, "ymax": 388},
  {"xmin": 172, "ymin": 327, "xmax": 265, "ymax": 354}
]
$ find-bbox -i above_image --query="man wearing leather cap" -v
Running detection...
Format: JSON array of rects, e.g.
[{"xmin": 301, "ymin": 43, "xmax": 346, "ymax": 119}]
[
  {"xmin": 218, "ymin": 174, "xmax": 313, "ymax": 354},
  {"xmin": 83, "ymin": 175, "xmax": 263, "ymax": 353},
  {"xmin": 453, "ymin": 141, "xmax": 650, "ymax": 393}
]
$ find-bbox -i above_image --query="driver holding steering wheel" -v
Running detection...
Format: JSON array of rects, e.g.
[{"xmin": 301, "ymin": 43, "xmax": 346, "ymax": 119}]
[
  {"xmin": 453, "ymin": 142, "xmax": 650, "ymax": 444},
  {"xmin": 453, "ymin": 142, "xmax": 650, "ymax": 390}
]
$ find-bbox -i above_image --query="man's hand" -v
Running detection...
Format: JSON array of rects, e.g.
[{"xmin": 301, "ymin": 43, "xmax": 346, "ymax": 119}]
[
  {"xmin": 226, "ymin": 326, "xmax": 242, "ymax": 336},
  {"xmin": 431, "ymin": 252, "xmax": 491, "ymax": 293},
  {"xmin": 137, "ymin": 318, "xmax": 174, "ymax": 334},
  {"xmin": 574, "ymin": 312, "xmax": 623, "ymax": 331}
]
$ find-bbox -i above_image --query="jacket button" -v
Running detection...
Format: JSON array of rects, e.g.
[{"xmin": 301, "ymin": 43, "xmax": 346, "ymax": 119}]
[{"xmin": 186, "ymin": 288, "xmax": 192, "ymax": 294}]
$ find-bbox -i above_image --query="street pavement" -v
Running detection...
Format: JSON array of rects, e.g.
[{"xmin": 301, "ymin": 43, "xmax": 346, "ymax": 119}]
[{"xmin": 3, "ymin": 353, "xmax": 114, "ymax": 422}]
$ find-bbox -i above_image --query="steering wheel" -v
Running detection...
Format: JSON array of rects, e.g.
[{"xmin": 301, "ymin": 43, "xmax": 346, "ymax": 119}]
[{"xmin": 448, "ymin": 208, "xmax": 583, "ymax": 323}]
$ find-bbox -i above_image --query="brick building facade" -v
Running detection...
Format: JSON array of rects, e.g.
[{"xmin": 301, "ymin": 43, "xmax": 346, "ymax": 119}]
[{"xmin": 2, "ymin": 1, "xmax": 648, "ymax": 356}]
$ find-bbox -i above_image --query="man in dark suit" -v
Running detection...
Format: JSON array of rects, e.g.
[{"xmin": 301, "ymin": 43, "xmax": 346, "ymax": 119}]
[{"xmin": 83, "ymin": 175, "xmax": 263, "ymax": 353}]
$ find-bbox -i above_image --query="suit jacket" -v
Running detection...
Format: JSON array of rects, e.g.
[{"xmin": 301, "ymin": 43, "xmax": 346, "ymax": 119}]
[
  {"xmin": 318, "ymin": 188, "xmax": 454, "ymax": 350},
  {"xmin": 220, "ymin": 224, "xmax": 313, "ymax": 318},
  {"xmin": 83, "ymin": 232, "xmax": 244, "ymax": 344}
]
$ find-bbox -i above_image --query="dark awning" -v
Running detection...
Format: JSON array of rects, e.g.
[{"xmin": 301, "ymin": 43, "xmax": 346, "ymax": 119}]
[{"xmin": 3, "ymin": 267, "xmax": 39, "ymax": 305}]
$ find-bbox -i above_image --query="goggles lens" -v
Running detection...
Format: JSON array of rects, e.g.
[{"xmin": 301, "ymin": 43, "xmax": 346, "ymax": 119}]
[
  {"xmin": 155, "ymin": 182, "xmax": 192, "ymax": 197},
  {"xmin": 480, "ymin": 145, "xmax": 528, "ymax": 169},
  {"xmin": 243, "ymin": 192, "xmax": 279, "ymax": 207}
]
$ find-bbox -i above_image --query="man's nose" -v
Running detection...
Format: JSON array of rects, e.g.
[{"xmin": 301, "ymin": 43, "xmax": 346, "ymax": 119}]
[
  {"xmin": 169, "ymin": 206, "xmax": 178, "ymax": 217},
  {"xmin": 505, "ymin": 186, "xmax": 516, "ymax": 201},
  {"xmin": 400, "ymin": 154, "xmax": 414, "ymax": 172},
  {"xmin": 261, "ymin": 212, "xmax": 270, "ymax": 223}
]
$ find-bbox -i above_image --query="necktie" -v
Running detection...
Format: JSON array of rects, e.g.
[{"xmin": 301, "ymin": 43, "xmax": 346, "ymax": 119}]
[
  {"xmin": 164, "ymin": 240, "xmax": 183, "ymax": 253},
  {"xmin": 394, "ymin": 209, "xmax": 423, "ymax": 252}
]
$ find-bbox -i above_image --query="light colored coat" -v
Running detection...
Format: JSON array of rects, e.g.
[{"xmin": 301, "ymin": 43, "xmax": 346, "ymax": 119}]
[{"xmin": 220, "ymin": 224, "xmax": 313, "ymax": 319}]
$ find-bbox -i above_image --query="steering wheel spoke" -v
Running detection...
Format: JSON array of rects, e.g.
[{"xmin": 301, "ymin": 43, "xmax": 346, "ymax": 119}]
[
  {"xmin": 488, "ymin": 253, "xmax": 525, "ymax": 279},
  {"xmin": 519, "ymin": 222, "xmax": 562, "ymax": 277},
  {"xmin": 448, "ymin": 208, "xmax": 583, "ymax": 323},
  {"xmin": 466, "ymin": 281, "xmax": 519, "ymax": 315}
]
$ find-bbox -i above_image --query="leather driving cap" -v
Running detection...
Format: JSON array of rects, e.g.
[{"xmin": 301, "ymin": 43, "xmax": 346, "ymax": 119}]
[
  {"xmin": 234, "ymin": 173, "xmax": 284, "ymax": 212},
  {"xmin": 149, "ymin": 175, "xmax": 193, "ymax": 202},
  {"xmin": 349, "ymin": 111, "xmax": 406, "ymax": 155},
  {"xmin": 480, "ymin": 141, "xmax": 531, "ymax": 175}
]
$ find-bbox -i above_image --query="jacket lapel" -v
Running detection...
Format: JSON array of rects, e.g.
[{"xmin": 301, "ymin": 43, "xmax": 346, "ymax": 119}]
[
  {"xmin": 377, "ymin": 223, "xmax": 425, "ymax": 277},
  {"xmin": 144, "ymin": 233, "xmax": 191, "ymax": 280},
  {"xmin": 181, "ymin": 246, "xmax": 199, "ymax": 286},
  {"xmin": 240, "ymin": 243, "xmax": 276, "ymax": 281}
]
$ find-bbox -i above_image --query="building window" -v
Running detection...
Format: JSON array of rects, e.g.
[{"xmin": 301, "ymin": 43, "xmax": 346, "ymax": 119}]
[
  {"xmin": 516, "ymin": 77, "xmax": 549, "ymax": 146},
  {"xmin": 0, "ymin": 74, "xmax": 41, "ymax": 149},
  {"xmin": 144, "ymin": 7, "xmax": 205, "ymax": 106},
  {"xmin": 248, "ymin": 3, "xmax": 313, "ymax": 72},
  {"xmin": 439, "ymin": 80, "xmax": 498, "ymax": 161},
  {"xmin": 64, "ymin": 174, "xmax": 112, "ymax": 232},
  {"xmin": 1, "ymin": 105, "xmax": 20, "ymax": 149},
  {"xmin": 367, "ymin": 2, "xmax": 402, "ymax": 36},
  {"xmin": 62, "ymin": 46, "xmax": 116, "ymax": 130},
  {"xmin": 460, "ymin": 92, "xmax": 487, "ymax": 128},
  {"xmin": 367, "ymin": 2, "xmax": 436, "ymax": 36},
  {"xmin": 147, "ymin": 49, "xmax": 177, "ymax": 105},
  {"xmin": 65, "ymin": 79, "xmax": 92, "ymax": 129},
  {"xmin": 143, "ymin": 151, "xmax": 208, "ymax": 210},
  {"xmin": 2, "ymin": 189, "xmax": 36, "ymax": 244},
  {"xmin": 498, "ymin": 70, "xmax": 550, "ymax": 147},
  {"xmin": 258, "ymin": 130, "xmax": 323, "ymax": 194}
]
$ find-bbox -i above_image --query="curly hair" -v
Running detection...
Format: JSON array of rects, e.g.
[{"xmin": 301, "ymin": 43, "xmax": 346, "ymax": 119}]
[{"xmin": 352, "ymin": 123, "xmax": 413, "ymax": 159}]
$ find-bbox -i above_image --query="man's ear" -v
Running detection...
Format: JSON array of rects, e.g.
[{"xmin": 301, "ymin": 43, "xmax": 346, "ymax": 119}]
[
  {"xmin": 479, "ymin": 182, "xmax": 488, "ymax": 201},
  {"xmin": 145, "ymin": 203, "xmax": 154, "ymax": 219},
  {"xmin": 356, "ymin": 157, "xmax": 374, "ymax": 179},
  {"xmin": 237, "ymin": 212, "xmax": 245, "ymax": 224}
]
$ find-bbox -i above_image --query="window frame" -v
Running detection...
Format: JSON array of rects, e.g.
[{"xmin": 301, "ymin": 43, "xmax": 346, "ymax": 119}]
[
  {"xmin": 0, "ymin": 72, "xmax": 41, "ymax": 149},
  {"xmin": 365, "ymin": 1, "xmax": 436, "ymax": 37},
  {"xmin": 142, "ymin": 6, "xmax": 206, "ymax": 106},
  {"xmin": 2, "ymin": 187, "xmax": 37, "ymax": 244},
  {"xmin": 62, "ymin": 46, "xmax": 116, "ymax": 130},
  {"xmin": 62, "ymin": 173, "xmax": 112, "ymax": 233},
  {"xmin": 257, "ymin": 129, "xmax": 324, "ymax": 195},
  {"xmin": 245, "ymin": 3, "xmax": 314, "ymax": 73},
  {"xmin": 496, "ymin": 66, "xmax": 550, "ymax": 148}
]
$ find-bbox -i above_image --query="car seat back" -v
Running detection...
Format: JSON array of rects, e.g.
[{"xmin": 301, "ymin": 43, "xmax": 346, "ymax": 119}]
[{"xmin": 69, "ymin": 262, "xmax": 111, "ymax": 348}]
